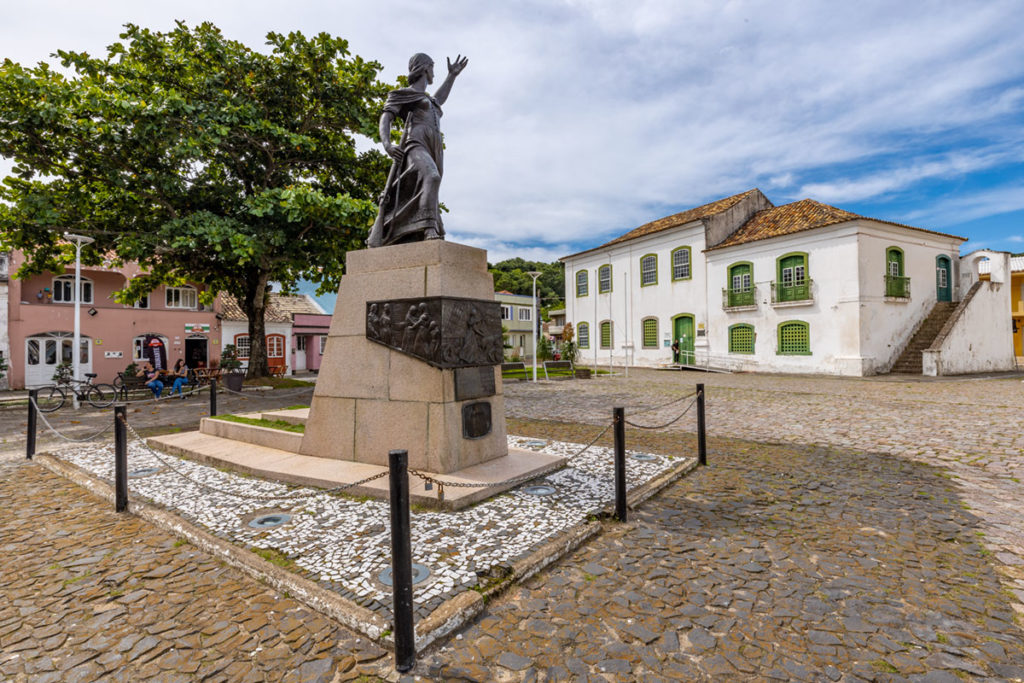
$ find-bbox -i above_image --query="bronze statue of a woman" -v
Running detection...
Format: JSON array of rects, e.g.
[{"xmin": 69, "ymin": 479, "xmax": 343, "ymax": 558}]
[{"xmin": 367, "ymin": 53, "xmax": 468, "ymax": 248}]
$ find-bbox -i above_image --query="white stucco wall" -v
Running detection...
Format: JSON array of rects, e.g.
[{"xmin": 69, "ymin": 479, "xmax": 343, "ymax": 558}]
[
  {"xmin": 855, "ymin": 223, "xmax": 962, "ymax": 374},
  {"xmin": 221, "ymin": 320, "xmax": 293, "ymax": 371},
  {"xmin": 923, "ymin": 252, "xmax": 1016, "ymax": 375},
  {"xmin": 706, "ymin": 226, "xmax": 862, "ymax": 375},
  {"xmin": 564, "ymin": 221, "xmax": 707, "ymax": 369}
]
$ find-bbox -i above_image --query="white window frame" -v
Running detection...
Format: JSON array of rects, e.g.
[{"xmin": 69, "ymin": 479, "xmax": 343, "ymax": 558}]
[
  {"xmin": 165, "ymin": 285, "xmax": 198, "ymax": 310},
  {"xmin": 234, "ymin": 334, "xmax": 251, "ymax": 359},
  {"xmin": 672, "ymin": 248, "xmax": 691, "ymax": 280},
  {"xmin": 296, "ymin": 336, "xmax": 307, "ymax": 352},
  {"xmin": 267, "ymin": 335, "xmax": 285, "ymax": 359},
  {"xmin": 500, "ymin": 305, "xmax": 513, "ymax": 321},
  {"xmin": 52, "ymin": 274, "xmax": 93, "ymax": 304},
  {"xmin": 319, "ymin": 336, "xmax": 327, "ymax": 355},
  {"xmin": 518, "ymin": 307, "xmax": 532, "ymax": 322}
]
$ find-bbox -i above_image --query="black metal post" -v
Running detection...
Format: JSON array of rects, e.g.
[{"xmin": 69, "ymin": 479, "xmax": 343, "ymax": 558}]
[
  {"xmin": 114, "ymin": 405, "xmax": 128, "ymax": 512},
  {"xmin": 614, "ymin": 406, "xmax": 627, "ymax": 522},
  {"xmin": 209, "ymin": 379, "xmax": 218, "ymax": 417},
  {"xmin": 388, "ymin": 449, "xmax": 415, "ymax": 672},
  {"xmin": 26, "ymin": 389, "xmax": 38, "ymax": 460},
  {"xmin": 697, "ymin": 383, "xmax": 707, "ymax": 466}
]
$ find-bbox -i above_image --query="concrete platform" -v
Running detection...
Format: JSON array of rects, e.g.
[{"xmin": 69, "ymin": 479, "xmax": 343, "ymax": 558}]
[{"xmin": 147, "ymin": 427, "xmax": 566, "ymax": 511}]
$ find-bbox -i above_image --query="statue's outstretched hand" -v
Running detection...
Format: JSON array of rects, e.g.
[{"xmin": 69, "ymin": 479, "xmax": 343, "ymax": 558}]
[
  {"xmin": 447, "ymin": 55, "xmax": 468, "ymax": 76},
  {"xmin": 385, "ymin": 144, "xmax": 405, "ymax": 163}
]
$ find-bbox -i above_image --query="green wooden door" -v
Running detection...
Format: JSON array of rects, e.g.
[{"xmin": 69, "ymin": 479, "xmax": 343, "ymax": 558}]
[
  {"xmin": 673, "ymin": 315, "xmax": 694, "ymax": 364},
  {"xmin": 778, "ymin": 254, "xmax": 808, "ymax": 301},
  {"xmin": 936, "ymin": 256, "xmax": 952, "ymax": 302}
]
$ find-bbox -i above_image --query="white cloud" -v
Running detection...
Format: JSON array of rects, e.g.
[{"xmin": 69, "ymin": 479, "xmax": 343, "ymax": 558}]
[{"xmin": 2, "ymin": 0, "xmax": 1023, "ymax": 255}]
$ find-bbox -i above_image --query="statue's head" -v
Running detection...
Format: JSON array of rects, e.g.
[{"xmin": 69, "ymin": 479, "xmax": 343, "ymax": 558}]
[{"xmin": 408, "ymin": 53, "xmax": 434, "ymax": 85}]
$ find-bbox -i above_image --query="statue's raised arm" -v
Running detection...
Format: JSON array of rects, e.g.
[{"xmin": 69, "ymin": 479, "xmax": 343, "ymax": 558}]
[{"xmin": 367, "ymin": 53, "xmax": 468, "ymax": 249}]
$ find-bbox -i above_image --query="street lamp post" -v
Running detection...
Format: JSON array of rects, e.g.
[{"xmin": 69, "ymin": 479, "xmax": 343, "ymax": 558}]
[
  {"xmin": 65, "ymin": 233, "xmax": 95, "ymax": 409},
  {"xmin": 527, "ymin": 271, "xmax": 542, "ymax": 382}
]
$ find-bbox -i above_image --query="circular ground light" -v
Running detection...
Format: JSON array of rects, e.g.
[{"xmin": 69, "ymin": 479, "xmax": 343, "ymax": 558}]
[
  {"xmin": 128, "ymin": 467, "xmax": 161, "ymax": 478},
  {"xmin": 378, "ymin": 563, "xmax": 431, "ymax": 586},
  {"xmin": 522, "ymin": 484, "xmax": 557, "ymax": 496},
  {"xmin": 525, "ymin": 440, "xmax": 547, "ymax": 448},
  {"xmin": 248, "ymin": 513, "xmax": 292, "ymax": 529},
  {"xmin": 631, "ymin": 453, "xmax": 659, "ymax": 462}
]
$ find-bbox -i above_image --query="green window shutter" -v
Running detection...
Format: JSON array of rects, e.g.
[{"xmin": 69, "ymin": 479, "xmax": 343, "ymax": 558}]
[
  {"xmin": 600, "ymin": 321, "xmax": 612, "ymax": 349},
  {"xmin": 778, "ymin": 321, "xmax": 810, "ymax": 355},
  {"xmin": 728, "ymin": 263, "xmax": 754, "ymax": 306},
  {"xmin": 642, "ymin": 318, "xmax": 658, "ymax": 347},
  {"xmin": 729, "ymin": 324, "xmax": 755, "ymax": 354},
  {"xmin": 578, "ymin": 323, "xmax": 589, "ymax": 349}
]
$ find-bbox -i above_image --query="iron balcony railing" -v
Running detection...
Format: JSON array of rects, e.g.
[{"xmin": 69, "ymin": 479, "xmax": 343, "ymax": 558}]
[
  {"xmin": 771, "ymin": 278, "xmax": 814, "ymax": 304},
  {"xmin": 722, "ymin": 286, "xmax": 757, "ymax": 309},
  {"xmin": 884, "ymin": 274, "xmax": 911, "ymax": 298}
]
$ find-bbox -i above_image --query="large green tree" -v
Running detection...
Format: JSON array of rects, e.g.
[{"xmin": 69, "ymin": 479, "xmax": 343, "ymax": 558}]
[
  {"xmin": 0, "ymin": 22, "xmax": 390, "ymax": 376},
  {"xmin": 488, "ymin": 257, "xmax": 564, "ymax": 317}
]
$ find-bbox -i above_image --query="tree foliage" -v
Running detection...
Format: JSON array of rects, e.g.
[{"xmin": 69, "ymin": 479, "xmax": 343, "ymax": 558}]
[
  {"xmin": 0, "ymin": 22, "xmax": 391, "ymax": 376},
  {"xmin": 488, "ymin": 257, "xmax": 564, "ymax": 316}
]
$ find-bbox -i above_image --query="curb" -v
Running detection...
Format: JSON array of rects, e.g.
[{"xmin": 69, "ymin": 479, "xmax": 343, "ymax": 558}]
[{"xmin": 32, "ymin": 448, "xmax": 701, "ymax": 660}]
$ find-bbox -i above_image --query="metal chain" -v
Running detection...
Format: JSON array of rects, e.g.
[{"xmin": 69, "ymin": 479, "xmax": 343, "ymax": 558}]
[
  {"xmin": 118, "ymin": 383, "xmax": 209, "ymax": 405},
  {"xmin": 624, "ymin": 395, "xmax": 698, "ymax": 430},
  {"xmin": 217, "ymin": 384, "xmax": 316, "ymax": 400},
  {"xmin": 121, "ymin": 417, "xmax": 388, "ymax": 501},
  {"xmin": 29, "ymin": 397, "xmax": 117, "ymax": 443},
  {"xmin": 626, "ymin": 389, "xmax": 698, "ymax": 417},
  {"xmin": 407, "ymin": 419, "xmax": 615, "ymax": 493}
]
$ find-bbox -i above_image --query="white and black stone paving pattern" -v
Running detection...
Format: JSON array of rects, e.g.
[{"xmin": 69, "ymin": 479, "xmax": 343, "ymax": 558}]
[{"xmin": 52, "ymin": 434, "xmax": 682, "ymax": 622}]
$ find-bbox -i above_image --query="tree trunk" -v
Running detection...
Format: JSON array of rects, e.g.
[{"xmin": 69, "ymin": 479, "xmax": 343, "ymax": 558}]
[{"xmin": 241, "ymin": 271, "xmax": 271, "ymax": 379}]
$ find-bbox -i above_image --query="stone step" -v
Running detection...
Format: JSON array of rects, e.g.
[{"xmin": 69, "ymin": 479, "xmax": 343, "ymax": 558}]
[
  {"xmin": 889, "ymin": 301, "xmax": 959, "ymax": 375},
  {"xmin": 146, "ymin": 430, "xmax": 567, "ymax": 511}
]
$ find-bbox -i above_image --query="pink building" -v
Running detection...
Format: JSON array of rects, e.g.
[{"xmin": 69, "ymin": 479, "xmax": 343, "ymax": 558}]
[
  {"xmin": 291, "ymin": 311, "xmax": 330, "ymax": 372},
  {"xmin": 7, "ymin": 252, "xmax": 223, "ymax": 389}
]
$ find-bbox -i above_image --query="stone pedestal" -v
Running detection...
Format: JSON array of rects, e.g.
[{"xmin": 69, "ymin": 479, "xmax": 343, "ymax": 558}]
[{"xmin": 299, "ymin": 241, "xmax": 508, "ymax": 473}]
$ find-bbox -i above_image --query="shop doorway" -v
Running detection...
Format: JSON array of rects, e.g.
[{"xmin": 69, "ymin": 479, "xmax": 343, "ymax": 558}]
[{"xmin": 185, "ymin": 335, "xmax": 209, "ymax": 368}]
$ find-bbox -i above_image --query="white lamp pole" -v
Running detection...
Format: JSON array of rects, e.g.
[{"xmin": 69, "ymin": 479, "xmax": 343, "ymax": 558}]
[
  {"xmin": 65, "ymin": 233, "xmax": 94, "ymax": 409},
  {"xmin": 527, "ymin": 271, "xmax": 542, "ymax": 382}
]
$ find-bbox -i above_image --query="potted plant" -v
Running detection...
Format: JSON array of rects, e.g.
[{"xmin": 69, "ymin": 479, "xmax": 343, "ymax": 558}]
[
  {"xmin": 561, "ymin": 323, "xmax": 590, "ymax": 379},
  {"xmin": 219, "ymin": 344, "xmax": 245, "ymax": 392}
]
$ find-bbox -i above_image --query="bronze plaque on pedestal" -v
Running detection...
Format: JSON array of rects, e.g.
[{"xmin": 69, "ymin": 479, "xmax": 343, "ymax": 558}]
[{"xmin": 462, "ymin": 402, "xmax": 492, "ymax": 439}]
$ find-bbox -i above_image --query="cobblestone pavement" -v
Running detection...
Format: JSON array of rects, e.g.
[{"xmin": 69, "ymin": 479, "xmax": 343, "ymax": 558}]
[
  {"xmin": 417, "ymin": 422, "xmax": 1024, "ymax": 681},
  {"xmin": 503, "ymin": 370, "xmax": 1024, "ymax": 612},
  {"xmin": 4, "ymin": 372, "xmax": 1024, "ymax": 681},
  {"xmin": 0, "ymin": 457, "xmax": 388, "ymax": 682}
]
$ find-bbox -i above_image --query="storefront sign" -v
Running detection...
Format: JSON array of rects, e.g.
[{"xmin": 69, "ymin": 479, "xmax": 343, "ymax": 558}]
[{"xmin": 185, "ymin": 323, "xmax": 210, "ymax": 333}]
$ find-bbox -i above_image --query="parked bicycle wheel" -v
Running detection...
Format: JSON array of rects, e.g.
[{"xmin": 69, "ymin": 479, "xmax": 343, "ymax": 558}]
[
  {"xmin": 36, "ymin": 386, "xmax": 66, "ymax": 412},
  {"xmin": 87, "ymin": 384, "xmax": 117, "ymax": 408}
]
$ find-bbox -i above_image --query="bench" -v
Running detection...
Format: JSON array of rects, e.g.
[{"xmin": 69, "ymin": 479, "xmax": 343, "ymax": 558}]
[
  {"xmin": 268, "ymin": 365, "xmax": 289, "ymax": 378},
  {"xmin": 501, "ymin": 361, "xmax": 528, "ymax": 380},
  {"xmin": 543, "ymin": 360, "xmax": 575, "ymax": 380},
  {"xmin": 114, "ymin": 372, "xmax": 150, "ymax": 400}
]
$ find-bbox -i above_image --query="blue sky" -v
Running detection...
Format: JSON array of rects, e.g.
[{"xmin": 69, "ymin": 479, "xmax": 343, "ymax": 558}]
[{"xmin": 3, "ymin": 0, "xmax": 1023, "ymax": 294}]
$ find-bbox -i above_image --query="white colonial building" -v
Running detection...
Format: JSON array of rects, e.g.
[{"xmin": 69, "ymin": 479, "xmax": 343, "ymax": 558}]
[{"xmin": 562, "ymin": 189, "xmax": 1015, "ymax": 376}]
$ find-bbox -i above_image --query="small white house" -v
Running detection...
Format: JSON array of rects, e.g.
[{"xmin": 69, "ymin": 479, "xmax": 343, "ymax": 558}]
[{"xmin": 562, "ymin": 188, "xmax": 1013, "ymax": 376}]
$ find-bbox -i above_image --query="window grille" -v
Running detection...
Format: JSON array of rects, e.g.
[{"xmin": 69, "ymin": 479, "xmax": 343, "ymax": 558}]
[
  {"xmin": 578, "ymin": 322, "xmax": 590, "ymax": 349},
  {"xmin": 729, "ymin": 324, "xmax": 755, "ymax": 354},
  {"xmin": 235, "ymin": 335, "xmax": 251, "ymax": 358},
  {"xmin": 166, "ymin": 286, "xmax": 198, "ymax": 309},
  {"xmin": 642, "ymin": 318, "xmax": 658, "ymax": 347},
  {"xmin": 600, "ymin": 321, "xmax": 612, "ymax": 349},
  {"xmin": 598, "ymin": 265, "xmax": 612, "ymax": 293},
  {"xmin": 778, "ymin": 321, "xmax": 810, "ymax": 355},
  {"xmin": 52, "ymin": 275, "xmax": 93, "ymax": 304}
]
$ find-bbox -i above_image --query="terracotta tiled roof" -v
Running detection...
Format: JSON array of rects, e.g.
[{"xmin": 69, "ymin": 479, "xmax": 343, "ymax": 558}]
[
  {"xmin": 708, "ymin": 199, "xmax": 966, "ymax": 251},
  {"xmin": 561, "ymin": 189, "xmax": 763, "ymax": 260},
  {"xmin": 272, "ymin": 294, "xmax": 325, "ymax": 316},
  {"xmin": 220, "ymin": 294, "xmax": 293, "ymax": 323}
]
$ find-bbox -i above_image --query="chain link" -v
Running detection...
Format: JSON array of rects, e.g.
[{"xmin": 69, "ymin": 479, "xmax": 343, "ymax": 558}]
[
  {"xmin": 29, "ymin": 397, "xmax": 117, "ymax": 443},
  {"xmin": 624, "ymin": 395, "xmax": 698, "ymax": 430},
  {"xmin": 217, "ymin": 384, "xmax": 316, "ymax": 400},
  {"xmin": 625, "ymin": 389, "xmax": 698, "ymax": 418}
]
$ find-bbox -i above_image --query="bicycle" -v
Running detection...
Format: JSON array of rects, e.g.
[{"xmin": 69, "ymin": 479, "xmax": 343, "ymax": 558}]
[{"xmin": 35, "ymin": 373, "xmax": 118, "ymax": 412}]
